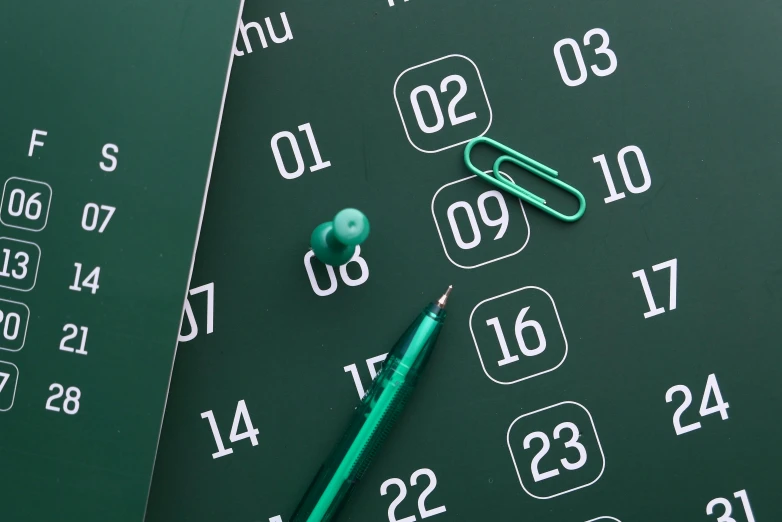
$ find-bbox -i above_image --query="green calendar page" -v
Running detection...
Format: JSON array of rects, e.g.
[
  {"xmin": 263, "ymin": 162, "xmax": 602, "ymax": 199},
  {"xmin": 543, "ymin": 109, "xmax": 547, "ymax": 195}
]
[
  {"xmin": 0, "ymin": 2, "xmax": 242, "ymax": 521},
  {"xmin": 148, "ymin": 1, "xmax": 782, "ymax": 521}
]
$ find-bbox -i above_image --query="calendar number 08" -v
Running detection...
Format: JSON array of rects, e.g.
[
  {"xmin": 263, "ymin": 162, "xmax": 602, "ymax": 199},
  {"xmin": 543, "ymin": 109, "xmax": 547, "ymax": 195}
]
[{"xmin": 304, "ymin": 246, "xmax": 368, "ymax": 297}]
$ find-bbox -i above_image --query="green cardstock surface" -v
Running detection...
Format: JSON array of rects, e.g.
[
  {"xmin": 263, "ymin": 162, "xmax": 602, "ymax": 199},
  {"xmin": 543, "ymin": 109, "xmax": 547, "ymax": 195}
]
[
  {"xmin": 147, "ymin": 0, "xmax": 776, "ymax": 520},
  {"xmin": 0, "ymin": 2, "xmax": 242, "ymax": 521}
]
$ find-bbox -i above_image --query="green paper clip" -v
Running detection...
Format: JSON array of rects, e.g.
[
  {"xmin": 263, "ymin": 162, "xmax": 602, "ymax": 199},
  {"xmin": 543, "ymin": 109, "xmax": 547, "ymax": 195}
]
[{"xmin": 463, "ymin": 137, "xmax": 586, "ymax": 222}]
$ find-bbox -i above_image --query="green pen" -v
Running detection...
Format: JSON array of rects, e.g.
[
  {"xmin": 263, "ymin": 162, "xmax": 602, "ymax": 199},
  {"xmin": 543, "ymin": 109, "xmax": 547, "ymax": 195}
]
[{"xmin": 290, "ymin": 286, "xmax": 452, "ymax": 522}]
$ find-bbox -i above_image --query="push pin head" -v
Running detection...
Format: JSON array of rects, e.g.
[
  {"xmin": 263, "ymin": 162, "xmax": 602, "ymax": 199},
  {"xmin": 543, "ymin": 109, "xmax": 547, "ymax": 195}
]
[{"xmin": 310, "ymin": 208, "xmax": 370, "ymax": 266}]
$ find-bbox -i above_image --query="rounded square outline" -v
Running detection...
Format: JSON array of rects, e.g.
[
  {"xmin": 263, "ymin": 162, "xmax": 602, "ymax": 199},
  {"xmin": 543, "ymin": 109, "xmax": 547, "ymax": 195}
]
[
  {"xmin": 0, "ymin": 298, "xmax": 30, "ymax": 352},
  {"xmin": 0, "ymin": 360, "xmax": 19, "ymax": 411},
  {"xmin": 469, "ymin": 286, "xmax": 567, "ymax": 384},
  {"xmin": 0, "ymin": 177, "xmax": 53, "ymax": 232},
  {"xmin": 393, "ymin": 54, "xmax": 493, "ymax": 154},
  {"xmin": 431, "ymin": 172, "xmax": 531, "ymax": 269},
  {"xmin": 506, "ymin": 401, "xmax": 606, "ymax": 500},
  {"xmin": 0, "ymin": 237, "xmax": 41, "ymax": 292}
]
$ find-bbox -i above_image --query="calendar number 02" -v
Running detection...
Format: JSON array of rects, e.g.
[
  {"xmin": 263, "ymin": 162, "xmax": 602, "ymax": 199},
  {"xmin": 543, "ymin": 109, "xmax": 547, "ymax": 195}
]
[
  {"xmin": 410, "ymin": 74, "xmax": 476, "ymax": 134},
  {"xmin": 381, "ymin": 468, "xmax": 446, "ymax": 522}
]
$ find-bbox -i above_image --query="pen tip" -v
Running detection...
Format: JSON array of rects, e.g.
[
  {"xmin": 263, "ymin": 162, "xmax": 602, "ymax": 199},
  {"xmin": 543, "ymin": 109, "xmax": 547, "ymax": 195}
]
[{"xmin": 436, "ymin": 285, "xmax": 453, "ymax": 308}]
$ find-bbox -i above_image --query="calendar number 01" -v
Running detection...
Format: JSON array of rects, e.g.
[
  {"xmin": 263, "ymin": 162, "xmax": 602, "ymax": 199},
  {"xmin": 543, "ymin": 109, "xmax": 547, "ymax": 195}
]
[{"xmin": 271, "ymin": 122, "xmax": 331, "ymax": 180}]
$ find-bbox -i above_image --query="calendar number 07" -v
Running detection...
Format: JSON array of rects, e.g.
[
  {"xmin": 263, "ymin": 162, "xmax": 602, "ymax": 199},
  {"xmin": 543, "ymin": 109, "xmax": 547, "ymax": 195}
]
[{"xmin": 81, "ymin": 203, "xmax": 115, "ymax": 233}]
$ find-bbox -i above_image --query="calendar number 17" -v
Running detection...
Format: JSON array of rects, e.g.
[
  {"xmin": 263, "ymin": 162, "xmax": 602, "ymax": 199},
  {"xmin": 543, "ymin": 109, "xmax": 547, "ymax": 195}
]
[{"xmin": 632, "ymin": 258, "xmax": 677, "ymax": 319}]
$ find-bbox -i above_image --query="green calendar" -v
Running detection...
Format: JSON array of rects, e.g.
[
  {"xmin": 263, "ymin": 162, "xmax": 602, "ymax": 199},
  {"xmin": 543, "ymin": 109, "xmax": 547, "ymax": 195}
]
[
  {"xmin": 146, "ymin": 0, "xmax": 782, "ymax": 521},
  {"xmin": 0, "ymin": 2, "xmax": 242, "ymax": 521},
  {"xmin": 4, "ymin": 1, "xmax": 782, "ymax": 521}
]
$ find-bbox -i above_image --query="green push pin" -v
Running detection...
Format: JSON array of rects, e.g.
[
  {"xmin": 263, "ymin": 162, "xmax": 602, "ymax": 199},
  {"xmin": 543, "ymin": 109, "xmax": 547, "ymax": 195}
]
[{"xmin": 310, "ymin": 208, "xmax": 370, "ymax": 266}]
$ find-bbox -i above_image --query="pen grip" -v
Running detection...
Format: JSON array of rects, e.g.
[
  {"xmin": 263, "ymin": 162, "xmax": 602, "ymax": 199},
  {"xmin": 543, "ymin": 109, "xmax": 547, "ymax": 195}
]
[
  {"xmin": 290, "ymin": 358, "xmax": 415, "ymax": 522},
  {"xmin": 290, "ymin": 308, "xmax": 443, "ymax": 522},
  {"xmin": 350, "ymin": 369, "xmax": 414, "ymax": 482}
]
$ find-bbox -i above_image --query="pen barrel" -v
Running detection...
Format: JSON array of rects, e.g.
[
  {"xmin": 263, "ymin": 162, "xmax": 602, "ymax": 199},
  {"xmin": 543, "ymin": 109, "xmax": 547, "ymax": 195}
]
[{"xmin": 289, "ymin": 306, "xmax": 445, "ymax": 522}]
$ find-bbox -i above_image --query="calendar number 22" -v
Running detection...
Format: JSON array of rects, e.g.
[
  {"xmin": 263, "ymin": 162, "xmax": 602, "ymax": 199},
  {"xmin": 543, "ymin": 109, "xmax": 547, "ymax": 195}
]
[{"xmin": 381, "ymin": 468, "xmax": 446, "ymax": 522}]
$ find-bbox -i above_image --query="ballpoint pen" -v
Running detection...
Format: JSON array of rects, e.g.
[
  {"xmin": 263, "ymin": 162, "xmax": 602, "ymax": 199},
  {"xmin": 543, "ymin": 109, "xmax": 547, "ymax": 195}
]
[{"xmin": 290, "ymin": 286, "xmax": 452, "ymax": 522}]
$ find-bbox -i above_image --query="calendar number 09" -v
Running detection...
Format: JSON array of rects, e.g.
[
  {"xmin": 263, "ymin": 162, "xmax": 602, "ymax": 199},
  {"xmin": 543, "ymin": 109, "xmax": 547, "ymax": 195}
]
[{"xmin": 447, "ymin": 190, "xmax": 508, "ymax": 250}]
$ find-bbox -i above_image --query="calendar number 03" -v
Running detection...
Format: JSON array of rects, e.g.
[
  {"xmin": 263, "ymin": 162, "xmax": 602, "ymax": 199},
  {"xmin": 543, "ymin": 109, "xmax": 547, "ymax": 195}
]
[{"xmin": 554, "ymin": 28, "xmax": 617, "ymax": 87}]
